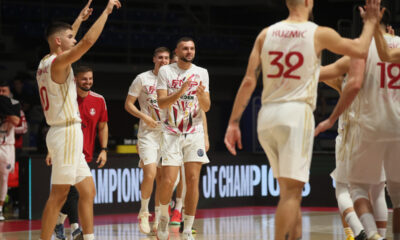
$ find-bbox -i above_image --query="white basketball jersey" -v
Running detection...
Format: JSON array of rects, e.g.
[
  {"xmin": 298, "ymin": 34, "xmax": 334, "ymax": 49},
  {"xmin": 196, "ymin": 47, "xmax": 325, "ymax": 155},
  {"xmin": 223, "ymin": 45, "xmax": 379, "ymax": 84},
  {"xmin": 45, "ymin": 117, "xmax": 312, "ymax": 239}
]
[
  {"xmin": 261, "ymin": 21, "xmax": 321, "ymax": 110},
  {"xmin": 36, "ymin": 54, "xmax": 81, "ymax": 126},
  {"xmin": 351, "ymin": 35, "xmax": 400, "ymax": 140},
  {"xmin": 128, "ymin": 70, "xmax": 164, "ymax": 133}
]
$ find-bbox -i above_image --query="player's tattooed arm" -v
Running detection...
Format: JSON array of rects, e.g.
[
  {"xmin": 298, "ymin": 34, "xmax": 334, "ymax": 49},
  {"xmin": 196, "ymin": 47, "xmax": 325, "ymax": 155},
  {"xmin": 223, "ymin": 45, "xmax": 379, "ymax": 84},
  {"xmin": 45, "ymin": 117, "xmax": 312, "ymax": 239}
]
[
  {"xmin": 72, "ymin": 0, "xmax": 93, "ymax": 38},
  {"xmin": 224, "ymin": 28, "xmax": 266, "ymax": 155}
]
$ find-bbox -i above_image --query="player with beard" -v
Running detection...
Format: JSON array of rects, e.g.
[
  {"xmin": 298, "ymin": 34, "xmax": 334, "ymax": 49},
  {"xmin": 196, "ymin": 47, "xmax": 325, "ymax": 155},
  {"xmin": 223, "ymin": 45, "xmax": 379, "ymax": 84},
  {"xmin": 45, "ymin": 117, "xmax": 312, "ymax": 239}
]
[
  {"xmin": 47, "ymin": 66, "xmax": 108, "ymax": 240},
  {"xmin": 224, "ymin": 0, "xmax": 380, "ymax": 239},
  {"xmin": 156, "ymin": 37, "xmax": 210, "ymax": 240}
]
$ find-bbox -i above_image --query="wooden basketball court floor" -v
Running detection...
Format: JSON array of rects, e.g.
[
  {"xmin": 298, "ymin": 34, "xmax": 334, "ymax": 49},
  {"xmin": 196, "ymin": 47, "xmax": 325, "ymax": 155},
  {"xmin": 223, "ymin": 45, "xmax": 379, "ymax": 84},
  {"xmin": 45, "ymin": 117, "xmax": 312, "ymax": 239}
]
[{"xmin": 0, "ymin": 206, "xmax": 394, "ymax": 240}]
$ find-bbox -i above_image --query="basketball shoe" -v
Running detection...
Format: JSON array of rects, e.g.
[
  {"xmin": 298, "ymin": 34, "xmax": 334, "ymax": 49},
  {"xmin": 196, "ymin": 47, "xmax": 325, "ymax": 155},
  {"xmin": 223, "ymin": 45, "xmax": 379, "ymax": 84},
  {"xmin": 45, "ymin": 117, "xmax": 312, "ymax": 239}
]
[
  {"xmin": 138, "ymin": 211, "xmax": 151, "ymax": 234},
  {"xmin": 54, "ymin": 224, "xmax": 66, "ymax": 240},
  {"xmin": 157, "ymin": 216, "xmax": 169, "ymax": 240},
  {"xmin": 170, "ymin": 209, "xmax": 182, "ymax": 225}
]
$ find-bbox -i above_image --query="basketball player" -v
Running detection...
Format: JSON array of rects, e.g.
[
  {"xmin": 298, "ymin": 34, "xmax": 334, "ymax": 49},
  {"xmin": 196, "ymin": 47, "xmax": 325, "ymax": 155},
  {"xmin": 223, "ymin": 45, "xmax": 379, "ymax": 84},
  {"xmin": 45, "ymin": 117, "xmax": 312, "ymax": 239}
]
[
  {"xmin": 36, "ymin": 1, "xmax": 121, "ymax": 240},
  {"xmin": 125, "ymin": 47, "xmax": 170, "ymax": 234},
  {"xmin": 49, "ymin": 66, "xmax": 109, "ymax": 240},
  {"xmin": 319, "ymin": 55, "xmax": 389, "ymax": 240},
  {"xmin": 224, "ymin": 0, "xmax": 380, "ymax": 239},
  {"xmin": 334, "ymin": 7, "xmax": 400, "ymax": 240},
  {"xmin": 0, "ymin": 80, "xmax": 21, "ymax": 221},
  {"xmin": 156, "ymin": 37, "xmax": 210, "ymax": 240}
]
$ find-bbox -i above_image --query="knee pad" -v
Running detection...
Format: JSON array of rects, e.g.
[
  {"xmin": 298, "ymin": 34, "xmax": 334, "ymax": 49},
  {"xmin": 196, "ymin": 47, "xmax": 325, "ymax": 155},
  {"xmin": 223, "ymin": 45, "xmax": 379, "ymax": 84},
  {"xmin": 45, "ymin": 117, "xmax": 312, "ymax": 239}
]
[
  {"xmin": 370, "ymin": 182, "xmax": 388, "ymax": 221},
  {"xmin": 350, "ymin": 183, "xmax": 370, "ymax": 203},
  {"xmin": 336, "ymin": 182, "xmax": 354, "ymax": 214},
  {"xmin": 387, "ymin": 181, "xmax": 400, "ymax": 209}
]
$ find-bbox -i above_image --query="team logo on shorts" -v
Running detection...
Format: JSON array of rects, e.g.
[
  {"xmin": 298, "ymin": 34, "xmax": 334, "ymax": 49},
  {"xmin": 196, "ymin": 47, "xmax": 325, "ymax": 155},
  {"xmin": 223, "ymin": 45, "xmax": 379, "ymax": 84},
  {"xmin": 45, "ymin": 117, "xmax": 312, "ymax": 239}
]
[
  {"xmin": 90, "ymin": 108, "xmax": 96, "ymax": 116},
  {"xmin": 197, "ymin": 149, "xmax": 204, "ymax": 157}
]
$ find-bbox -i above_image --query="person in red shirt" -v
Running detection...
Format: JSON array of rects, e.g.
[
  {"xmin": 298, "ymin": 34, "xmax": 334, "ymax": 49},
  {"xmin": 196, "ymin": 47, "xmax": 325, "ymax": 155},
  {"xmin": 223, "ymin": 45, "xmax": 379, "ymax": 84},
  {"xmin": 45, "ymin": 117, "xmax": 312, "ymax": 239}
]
[{"xmin": 47, "ymin": 65, "xmax": 108, "ymax": 240}]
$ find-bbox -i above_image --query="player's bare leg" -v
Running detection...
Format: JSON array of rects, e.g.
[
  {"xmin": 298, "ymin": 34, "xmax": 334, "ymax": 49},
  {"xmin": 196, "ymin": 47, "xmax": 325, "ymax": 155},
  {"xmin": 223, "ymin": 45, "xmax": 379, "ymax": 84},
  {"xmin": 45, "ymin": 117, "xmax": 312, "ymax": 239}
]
[
  {"xmin": 288, "ymin": 207, "xmax": 302, "ymax": 240},
  {"xmin": 152, "ymin": 168, "xmax": 162, "ymax": 232},
  {"xmin": 141, "ymin": 163, "xmax": 157, "ymax": 200},
  {"xmin": 158, "ymin": 166, "xmax": 180, "ymax": 239},
  {"xmin": 40, "ymin": 185, "xmax": 70, "ymax": 240},
  {"xmin": 74, "ymin": 176, "xmax": 96, "ymax": 236},
  {"xmin": 181, "ymin": 162, "xmax": 202, "ymax": 238},
  {"xmin": 171, "ymin": 166, "xmax": 184, "ymax": 224},
  {"xmin": 138, "ymin": 162, "xmax": 157, "ymax": 234},
  {"xmin": 274, "ymin": 177, "xmax": 304, "ymax": 240}
]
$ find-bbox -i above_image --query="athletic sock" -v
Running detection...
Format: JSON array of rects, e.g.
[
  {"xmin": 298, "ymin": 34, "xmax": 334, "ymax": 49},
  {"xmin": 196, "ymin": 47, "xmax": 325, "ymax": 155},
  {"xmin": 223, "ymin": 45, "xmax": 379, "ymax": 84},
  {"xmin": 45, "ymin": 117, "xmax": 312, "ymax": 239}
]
[
  {"xmin": 175, "ymin": 198, "xmax": 183, "ymax": 212},
  {"xmin": 71, "ymin": 223, "xmax": 79, "ymax": 232},
  {"xmin": 183, "ymin": 213, "xmax": 194, "ymax": 233},
  {"xmin": 160, "ymin": 203, "xmax": 169, "ymax": 218},
  {"xmin": 140, "ymin": 198, "xmax": 150, "ymax": 213},
  {"xmin": 154, "ymin": 206, "xmax": 160, "ymax": 222},
  {"xmin": 83, "ymin": 233, "xmax": 94, "ymax": 240},
  {"xmin": 359, "ymin": 213, "xmax": 378, "ymax": 238},
  {"xmin": 377, "ymin": 228, "xmax": 386, "ymax": 238},
  {"xmin": 57, "ymin": 213, "xmax": 68, "ymax": 225},
  {"xmin": 345, "ymin": 211, "xmax": 364, "ymax": 236}
]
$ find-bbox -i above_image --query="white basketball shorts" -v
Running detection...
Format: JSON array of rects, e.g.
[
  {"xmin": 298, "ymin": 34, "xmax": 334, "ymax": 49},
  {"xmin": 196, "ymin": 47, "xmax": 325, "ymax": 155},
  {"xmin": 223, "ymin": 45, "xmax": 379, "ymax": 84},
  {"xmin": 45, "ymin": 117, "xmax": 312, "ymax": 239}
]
[
  {"xmin": 257, "ymin": 102, "xmax": 314, "ymax": 183},
  {"xmin": 137, "ymin": 129, "xmax": 162, "ymax": 166},
  {"xmin": 160, "ymin": 131, "xmax": 209, "ymax": 167},
  {"xmin": 0, "ymin": 144, "xmax": 15, "ymax": 175},
  {"xmin": 46, "ymin": 123, "xmax": 91, "ymax": 185}
]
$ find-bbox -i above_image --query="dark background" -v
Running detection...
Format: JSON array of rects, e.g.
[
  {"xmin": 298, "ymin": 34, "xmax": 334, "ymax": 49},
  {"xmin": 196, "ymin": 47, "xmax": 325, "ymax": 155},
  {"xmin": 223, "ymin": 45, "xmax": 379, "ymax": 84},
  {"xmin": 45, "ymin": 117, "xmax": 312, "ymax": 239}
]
[{"xmin": 1, "ymin": 0, "xmax": 400, "ymax": 153}]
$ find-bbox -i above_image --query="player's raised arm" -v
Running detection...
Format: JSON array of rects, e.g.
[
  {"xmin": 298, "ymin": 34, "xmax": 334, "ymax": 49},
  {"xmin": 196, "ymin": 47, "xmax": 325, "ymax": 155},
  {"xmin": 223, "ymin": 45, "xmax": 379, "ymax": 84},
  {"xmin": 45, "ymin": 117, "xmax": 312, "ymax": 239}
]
[
  {"xmin": 374, "ymin": 24, "xmax": 400, "ymax": 63},
  {"xmin": 224, "ymin": 28, "xmax": 265, "ymax": 155},
  {"xmin": 71, "ymin": 0, "xmax": 93, "ymax": 37},
  {"xmin": 315, "ymin": 0, "xmax": 380, "ymax": 58},
  {"xmin": 315, "ymin": 58, "xmax": 365, "ymax": 136},
  {"xmin": 52, "ymin": 0, "xmax": 121, "ymax": 83}
]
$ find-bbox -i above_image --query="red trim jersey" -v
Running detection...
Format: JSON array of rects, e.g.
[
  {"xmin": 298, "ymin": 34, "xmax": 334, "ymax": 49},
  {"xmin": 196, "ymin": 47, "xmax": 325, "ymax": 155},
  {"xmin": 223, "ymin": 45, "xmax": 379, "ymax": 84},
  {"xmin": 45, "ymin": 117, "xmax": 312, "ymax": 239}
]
[{"xmin": 77, "ymin": 91, "xmax": 108, "ymax": 162}]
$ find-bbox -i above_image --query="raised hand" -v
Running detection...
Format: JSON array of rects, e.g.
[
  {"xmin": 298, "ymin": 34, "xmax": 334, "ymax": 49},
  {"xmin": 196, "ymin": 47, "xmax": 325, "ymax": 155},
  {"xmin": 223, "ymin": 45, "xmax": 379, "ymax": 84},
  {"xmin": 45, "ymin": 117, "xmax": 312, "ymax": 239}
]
[
  {"xmin": 79, "ymin": 0, "xmax": 93, "ymax": 21},
  {"xmin": 224, "ymin": 123, "xmax": 242, "ymax": 155},
  {"xmin": 363, "ymin": 0, "xmax": 381, "ymax": 23},
  {"xmin": 105, "ymin": 0, "xmax": 122, "ymax": 15}
]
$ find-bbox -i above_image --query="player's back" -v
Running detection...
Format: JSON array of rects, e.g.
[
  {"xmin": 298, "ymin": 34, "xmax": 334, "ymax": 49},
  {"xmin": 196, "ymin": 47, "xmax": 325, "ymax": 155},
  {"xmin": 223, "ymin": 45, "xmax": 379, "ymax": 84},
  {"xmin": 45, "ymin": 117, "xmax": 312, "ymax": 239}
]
[
  {"xmin": 36, "ymin": 54, "xmax": 81, "ymax": 126},
  {"xmin": 261, "ymin": 21, "xmax": 321, "ymax": 110},
  {"xmin": 354, "ymin": 35, "xmax": 400, "ymax": 140}
]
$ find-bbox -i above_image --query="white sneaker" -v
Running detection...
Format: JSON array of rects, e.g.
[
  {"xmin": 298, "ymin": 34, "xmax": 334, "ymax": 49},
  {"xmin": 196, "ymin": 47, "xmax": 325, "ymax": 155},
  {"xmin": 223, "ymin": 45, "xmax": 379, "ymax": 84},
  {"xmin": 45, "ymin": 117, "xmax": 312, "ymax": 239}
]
[
  {"xmin": 367, "ymin": 233, "xmax": 384, "ymax": 240},
  {"xmin": 157, "ymin": 216, "xmax": 169, "ymax": 240},
  {"xmin": 0, "ymin": 211, "xmax": 4, "ymax": 221},
  {"xmin": 138, "ymin": 211, "xmax": 151, "ymax": 234},
  {"xmin": 149, "ymin": 221, "xmax": 158, "ymax": 236},
  {"xmin": 182, "ymin": 230, "xmax": 195, "ymax": 240}
]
